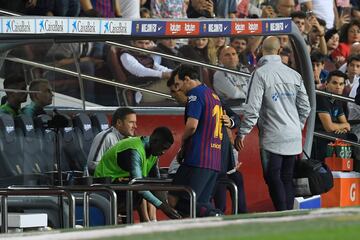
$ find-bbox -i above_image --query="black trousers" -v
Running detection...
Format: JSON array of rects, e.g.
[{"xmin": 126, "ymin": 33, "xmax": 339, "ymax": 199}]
[
  {"xmin": 260, "ymin": 149, "xmax": 296, "ymax": 211},
  {"xmin": 171, "ymin": 164, "xmax": 219, "ymax": 217},
  {"xmin": 213, "ymin": 172, "xmax": 247, "ymax": 213}
]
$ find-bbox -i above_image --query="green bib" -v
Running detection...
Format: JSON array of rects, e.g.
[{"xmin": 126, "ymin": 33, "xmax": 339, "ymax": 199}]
[{"xmin": 94, "ymin": 137, "xmax": 157, "ymax": 181}]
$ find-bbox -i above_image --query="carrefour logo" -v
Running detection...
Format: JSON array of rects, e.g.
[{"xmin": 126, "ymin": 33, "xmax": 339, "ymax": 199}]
[
  {"xmin": 5, "ymin": 19, "xmax": 34, "ymax": 33},
  {"xmin": 38, "ymin": 19, "xmax": 66, "ymax": 33},
  {"xmin": 103, "ymin": 20, "xmax": 131, "ymax": 35},
  {"xmin": 72, "ymin": 19, "xmax": 100, "ymax": 34}
]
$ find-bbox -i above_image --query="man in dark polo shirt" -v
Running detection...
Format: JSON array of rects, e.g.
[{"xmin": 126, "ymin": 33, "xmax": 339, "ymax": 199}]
[{"xmin": 313, "ymin": 70, "xmax": 356, "ymax": 161}]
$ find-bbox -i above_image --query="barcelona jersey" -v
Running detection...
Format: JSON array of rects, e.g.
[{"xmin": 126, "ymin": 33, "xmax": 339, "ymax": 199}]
[{"xmin": 184, "ymin": 84, "xmax": 222, "ymax": 171}]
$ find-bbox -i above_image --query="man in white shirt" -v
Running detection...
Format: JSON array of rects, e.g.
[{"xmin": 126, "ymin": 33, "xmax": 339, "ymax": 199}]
[{"xmin": 119, "ymin": 40, "xmax": 172, "ymax": 104}]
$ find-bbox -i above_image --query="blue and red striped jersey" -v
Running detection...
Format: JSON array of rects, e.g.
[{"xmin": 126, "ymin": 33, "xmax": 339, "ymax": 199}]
[
  {"xmin": 183, "ymin": 84, "xmax": 223, "ymax": 171},
  {"xmin": 91, "ymin": 0, "xmax": 115, "ymax": 17}
]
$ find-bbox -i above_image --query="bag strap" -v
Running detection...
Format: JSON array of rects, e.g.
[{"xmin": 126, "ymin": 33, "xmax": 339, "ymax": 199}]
[{"xmin": 302, "ymin": 150, "xmax": 311, "ymax": 160}]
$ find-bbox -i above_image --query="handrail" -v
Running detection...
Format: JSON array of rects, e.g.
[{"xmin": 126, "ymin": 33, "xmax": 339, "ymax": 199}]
[
  {"xmin": 60, "ymin": 185, "xmax": 118, "ymax": 227},
  {"xmin": 217, "ymin": 178, "xmax": 238, "ymax": 215},
  {"xmin": 0, "ymin": 187, "xmax": 76, "ymax": 233},
  {"xmin": 106, "ymin": 41, "xmax": 252, "ymax": 78},
  {"xmin": 95, "ymin": 183, "xmax": 196, "ymax": 223},
  {"xmin": 313, "ymin": 131, "xmax": 360, "ymax": 147},
  {"xmin": 315, "ymin": 89, "xmax": 355, "ymax": 103},
  {"xmin": 0, "ymin": 9, "xmax": 20, "ymax": 16},
  {"xmin": 128, "ymin": 178, "xmax": 173, "ymax": 185},
  {"xmin": 4, "ymin": 57, "xmax": 173, "ymax": 100},
  {"xmin": 129, "ymin": 177, "xmax": 239, "ymax": 215}
]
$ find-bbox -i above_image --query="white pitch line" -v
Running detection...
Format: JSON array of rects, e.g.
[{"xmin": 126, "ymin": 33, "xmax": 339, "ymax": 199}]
[{"xmin": 4, "ymin": 208, "xmax": 360, "ymax": 240}]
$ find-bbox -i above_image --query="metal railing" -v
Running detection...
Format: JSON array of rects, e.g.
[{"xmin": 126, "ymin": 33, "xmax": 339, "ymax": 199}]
[
  {"xmin": 0, "ymin": 187, "xmax": 75, "ymax": 233},
  {"xmin": 130, "ymin": 177, "xmax": 238, "ymax": 215},
  {"xmin": 4, "ymin": 57, "xmax": 174, "ymax": 100},
  {"xmin": 313, "ymin": 131, "xmax": 360, "ymax": 147},
  {"xmin": 315, "ymin": 89, "xmax": 355, "ymax": 103},
  {"xmin": 96, "ymin": 183, "xmax": 196, "ymax": 223},
  {"xmin": 217, "ymin": 179, "xmax": 238, "ymax": 215},
  {"xmin": 60, "ymin": 185, "xmax": 118, "ymax": 227}
]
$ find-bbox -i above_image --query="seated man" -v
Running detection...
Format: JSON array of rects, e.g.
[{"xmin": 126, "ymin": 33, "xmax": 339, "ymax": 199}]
[
  {"xmin": 21, "ymin": 79, "xmax": 53, "ymax": 118},
  {"xmin": 119, "ymin": 40, "xmax": 172, "ymax": 104},
  {"xmin": 0, "ymin": 74, "xmax": 28, "ymax": 117},
  {"xmin": 213, "ymin": 45, "xmax": 249, "ymax": 104},
  {"xmin": 94, "ymin": 126, "xmax": 181, "ymax": 220},
  {"xmin": 87, "ymin": 107, "xmax": 137, "ymax": 174},
  {"xmin": 313, "ymin": 70, "xmax": 357, "ymax": 161}
]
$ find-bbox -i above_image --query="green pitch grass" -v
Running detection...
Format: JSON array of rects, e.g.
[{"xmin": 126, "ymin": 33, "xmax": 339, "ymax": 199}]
[{"xmin": 100, "ymin": 212, "xmax": 360, "ymax": 240}]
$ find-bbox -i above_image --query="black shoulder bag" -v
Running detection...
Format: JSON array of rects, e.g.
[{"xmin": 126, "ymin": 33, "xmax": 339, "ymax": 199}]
[{"xmin": 293, "ymin": 151, "xmax": 334, "ymax": 197}]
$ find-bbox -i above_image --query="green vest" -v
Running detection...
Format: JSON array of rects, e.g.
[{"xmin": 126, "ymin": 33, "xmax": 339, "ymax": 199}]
[
  {"xmin": 0, "ymin": 103, "xmax": 18, "ymax": 117},
  {"xmin": 94, "ymin": 137, "xmax": 157, "ymax": 181}
]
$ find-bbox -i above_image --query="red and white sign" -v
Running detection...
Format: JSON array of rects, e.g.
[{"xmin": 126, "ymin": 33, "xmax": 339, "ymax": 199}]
[
  {"xmin": 165, "ymin": 22, "xmax": 200, "ymax": 36},
  {"xmin": 231, "ymin": 21, "xmax": 262, "ymax": 35}
]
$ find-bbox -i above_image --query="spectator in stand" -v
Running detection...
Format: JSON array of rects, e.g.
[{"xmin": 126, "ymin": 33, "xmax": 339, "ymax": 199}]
[
  {"xmin": 291, "ymin": 11, "xmax": 307, "ymax": 36},
  {"xmin": 313, "ymin": 70, "xmax": 357, "ymax": 161},
  {"xmin": 343, "ymin": 55, "xmax": 360, "ymax": 97},
  {"xmin": 278, "ymin": 35, "xmax": 290, "ymax": 49},
  {"xmin": 213, "ymin": 46, "xmax": 249, "ymax": 103},
  {"xmin": 308, "ymin": 16, "xmax": 327, "ymax": 55},
  {"xmin": 80, "ymin": 0, "xmax": 120, "ymax": 17},
  {"xmin": 119, "ymin": 40, "xmax": 172, "ymax": 104},
  {"xmin": 153, "ymin": 39, "xmax": 179, "ymax": 69},
  {"xmin": 26, "ymin": 0, "xmax": 80, "ymax": 16},
  {"xmin": 325, "ymin": 29, "xmax": 340, "ymax": 61},
  {"xmin": 178, "ymin": 38, "xmax": 217, "ymax": 88},
  {"xmin": 0, "ymin": 75, "xmax": 27, "ymax": 117},
  {"xmin": 181, "ymin": 39, "xmax": 211, "ymax": 63},
  {"xmin": 230, "ymin": 37, "xmax": 251, "ymax": 68},
  {"xmin": 44, "ymin": 43, "xmax": 96, "ymax": 102},
  {"xmin": 299, "ymin": 0, "xmax": 335, "ymax": 30},
  {"xmin": 311, "ymin": 51, "xmax": 329, "ymax": 89},
  {"xmin": 279, "ymin": 46, "xmax": 293, "ymax": 67},
  {"xmin": 338, "ymin": 42, "xmax": 360, "ymax": 73},
  {"xmin": 187, "ymin": 0, "xmax": 215, "ymax": 18},
  {"xmin": 80, "ymin": 0, "xmax": 121, "ymax": 65},
  {"xmin": 117, "ymin": 0, "xmax": 140, "ymax": 18},
  {"xmin": 55, "ymin": 0, "xmax": 81, "ymax": 16},
  {"xmin": 0, "ymin": 0, "xmax": 28, "ymax": 14},
  {"xmin": 331, "ymin": 20, "xmax": 360, "ymax": 67},
  {"xmin": 273, "ymin": 0, "xmax": 295, "ymax": 17},
  {"xmin": 25, "ymin": 0, "xmax": 55, "ymax": 16},
  {"xmin": 351, "ymin": 5, "xmax": 360, "ymax": 21},
  {"xmin": 151, "ymin": 0, "xmax": 187, "ymax": 18},
  {"xmin": 21, "ymin": 79, "xmax": 53, "ymax": 118},
  {"xmin": 213, "ymin": 37, "xmax": 227, "ymax": 50},
  {"xmin": 140, "ymin": 7, "xmax": 152, "ymax": 18},
  {"xmin": 214, "ymin": 0, "xmax": 237, "ymax": 18}
]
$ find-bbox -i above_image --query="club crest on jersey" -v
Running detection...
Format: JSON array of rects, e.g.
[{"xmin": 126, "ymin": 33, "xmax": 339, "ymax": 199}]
[
  {"xmin": 188, "ymin": 95, "xmax": 197, "ymax": 103},
  {"xmin": 212, "ymin": 93, "xmax": 220, "ymax": 100}
]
